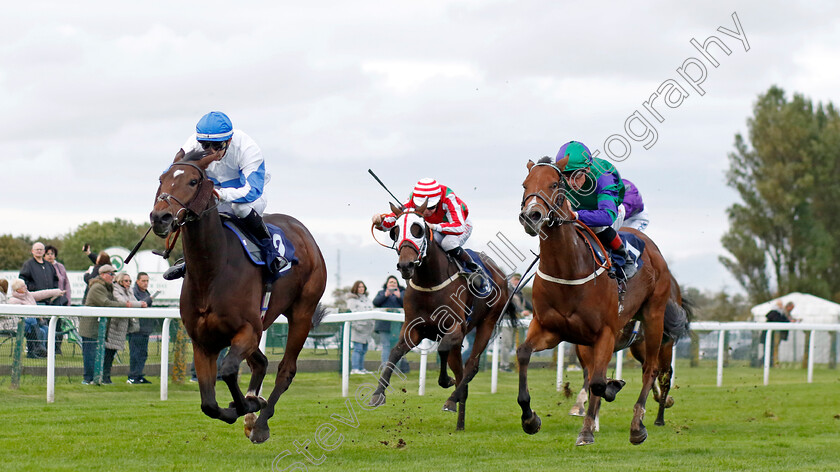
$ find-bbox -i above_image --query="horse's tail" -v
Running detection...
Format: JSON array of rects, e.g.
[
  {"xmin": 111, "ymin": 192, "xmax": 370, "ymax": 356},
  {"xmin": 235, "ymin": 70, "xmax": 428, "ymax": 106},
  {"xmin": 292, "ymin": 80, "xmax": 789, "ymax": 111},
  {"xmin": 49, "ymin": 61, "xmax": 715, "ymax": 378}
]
[
  {"xmin": 311, "ymin": 303, "xmax": 330, "ymax": 329},
  {"xmin": 663, "ymin": 295, "xmax": 693, "ymax": 340}
]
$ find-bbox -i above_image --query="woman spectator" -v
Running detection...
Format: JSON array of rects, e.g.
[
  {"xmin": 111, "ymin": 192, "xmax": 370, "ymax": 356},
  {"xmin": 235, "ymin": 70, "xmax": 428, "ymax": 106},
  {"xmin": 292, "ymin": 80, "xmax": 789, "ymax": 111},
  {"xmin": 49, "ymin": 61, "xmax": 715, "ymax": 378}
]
[
  {"xmin": 0, "ymin": 279, "xmax": 20, "ymax": 338},
  {"xmin": 44, "ymin": 245, "xmax": 71, "ymax": 306},
  {"xmin": 80, "ymin": 265, "xmax": 139, "ymax": 385},
  {"xmin": 346, "ymin": 280, "xmax": 374, "ymax": 374},
  {"xmin": 372, "ymin": 275, "xmax": 409, "ymax": 373},
  {"xmin": 7, "ymin": 279, "xmax": 65, "ymax": 358},
  {"xmin": 82, "ymin": 250, "xmax": 110, "ymax": 305}
]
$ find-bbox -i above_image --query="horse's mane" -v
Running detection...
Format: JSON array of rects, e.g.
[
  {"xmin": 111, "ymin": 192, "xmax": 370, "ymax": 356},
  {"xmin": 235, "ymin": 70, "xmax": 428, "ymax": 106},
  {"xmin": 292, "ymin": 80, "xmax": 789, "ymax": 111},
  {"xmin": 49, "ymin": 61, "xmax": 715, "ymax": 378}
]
[{"xmin": 538, "ymin": 156, "xmax": 552, "ymax": 164}]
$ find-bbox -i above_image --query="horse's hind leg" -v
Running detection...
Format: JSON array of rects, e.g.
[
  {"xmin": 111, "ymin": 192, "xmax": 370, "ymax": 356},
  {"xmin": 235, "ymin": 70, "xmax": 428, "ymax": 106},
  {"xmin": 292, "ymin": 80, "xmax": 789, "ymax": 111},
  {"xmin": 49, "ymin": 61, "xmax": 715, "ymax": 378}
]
[
  {"xmin": 243, "ymin": 347, "xmax": 269, "ymax": 438},
  {"xmin": 447, "ymin": 320, "xmax": 495, "ymax": 429},
  {"xmin": 570, "ymin": 346, "xmax": 589, "ymax": 417},
  {"xmin": 250, "ymin": 303, "xmax": 314, "ymax": 444},
  {"xmin": 442, "ymin": 348, "xmax": 465, "ymax": 417},
  {"xmin": 654, "ymin": 340, "xmax": 675, "ymax": 426},
  {"xmin": 630, "ymin": 302, "xmax": 667, "ymax": 445},
  {"xmin": 437, "ymin": 350, "xmax": 456, "ymax": 388},
  {"xmin": 193, "ymin": 347, "xmax": 238, "ymax": 424}
]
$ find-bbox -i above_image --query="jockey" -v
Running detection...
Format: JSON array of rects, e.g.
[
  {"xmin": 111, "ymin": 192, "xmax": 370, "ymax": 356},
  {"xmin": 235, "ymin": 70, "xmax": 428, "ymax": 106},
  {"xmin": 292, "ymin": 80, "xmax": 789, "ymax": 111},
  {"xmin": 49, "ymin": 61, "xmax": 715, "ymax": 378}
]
[
  {"xmin": 556, "ymin": 140, "xmax": 637, "ymax": 280},
  {"xmin": 372, "ymin": 178, "xmax": 487, "ymax": 289},
  {"xmin": 163, "ymin": 111, "xmax": 287, "ymax": 280},
  {"xmin": 621, "ymin": 179, "xmax": 650, "ymax": 232}
]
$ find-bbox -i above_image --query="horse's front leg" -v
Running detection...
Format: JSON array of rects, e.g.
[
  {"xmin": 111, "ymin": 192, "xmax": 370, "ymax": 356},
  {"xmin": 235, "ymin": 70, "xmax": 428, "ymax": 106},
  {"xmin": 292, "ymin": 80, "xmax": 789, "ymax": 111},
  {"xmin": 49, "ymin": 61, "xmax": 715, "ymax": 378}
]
[
  {"xmin": 193, "ymin": 347, "xmax": 239, "ymax": 424},
  {"xmin": 517, "ymin": 319, "xmax": 559, "ymax": 435},
  {"xmin": 242, "ymin": 347, "xmax": 269, "ymax": 439},
  {"xmin": 447, "ymin": 321, "xmax": 494, "ymax": 430},
  {"xmin": 587, "ymin": 328, "xmax": 625, "ymax": 402},
  {"xmin": 220, "ymin": 324, "xmax": 264, "ymax": 417},
  {"xmin": 369, "ymin": 324, "xmax": 418, "ymax": 407}
]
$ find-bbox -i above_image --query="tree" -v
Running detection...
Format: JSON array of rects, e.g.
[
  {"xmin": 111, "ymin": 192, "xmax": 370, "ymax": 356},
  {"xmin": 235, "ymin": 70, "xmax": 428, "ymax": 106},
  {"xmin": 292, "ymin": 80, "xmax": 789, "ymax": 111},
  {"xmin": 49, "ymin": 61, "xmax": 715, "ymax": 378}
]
[
  {"xmin": 0, "ymin": 235, "xmax": 33, "ymax": 270},
  {"xmin": 61, "ymin": 219, "xmax": 179, "ymax": 270},
  {"xmin": 720, "ymin": 86, "xmax": 840, "ymax": 303}
]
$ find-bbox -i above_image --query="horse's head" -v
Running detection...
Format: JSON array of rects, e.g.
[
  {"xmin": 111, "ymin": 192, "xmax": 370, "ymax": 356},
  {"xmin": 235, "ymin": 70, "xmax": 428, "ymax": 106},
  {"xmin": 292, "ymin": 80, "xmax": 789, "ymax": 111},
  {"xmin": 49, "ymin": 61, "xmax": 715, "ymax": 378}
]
[
  {"xmin": 388, "ymin": 200, "xmax": 431, "ymax": 280},
  {"xmin": 519, "ymin": 156, "xmax": 575, "ymax": 236},
  {"xmin": 150, "ymin": 149, "xmax": 220, "ymax": 238}
]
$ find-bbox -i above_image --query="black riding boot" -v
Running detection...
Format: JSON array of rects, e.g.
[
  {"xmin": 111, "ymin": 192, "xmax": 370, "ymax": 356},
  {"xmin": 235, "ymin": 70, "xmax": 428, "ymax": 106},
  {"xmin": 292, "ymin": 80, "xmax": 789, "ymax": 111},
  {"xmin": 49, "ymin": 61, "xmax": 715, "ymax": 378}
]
[
  {"xmin": 446, "ymin": 247, "xmax": 487, "ymax": 291},
  {"xmin": 611, "ymin": 243, "xmax": 637, "ymax": 280},
  {"xmin": 162, "ymin": 258, "xmax": 186, "ymax": 281},
  {"xmin": 596, "ymin": 227, "xmax": 636, "ymax": 280},
  {"xmin": 242, "ymin": 210, "xmax": 289, "ymax": 273}
]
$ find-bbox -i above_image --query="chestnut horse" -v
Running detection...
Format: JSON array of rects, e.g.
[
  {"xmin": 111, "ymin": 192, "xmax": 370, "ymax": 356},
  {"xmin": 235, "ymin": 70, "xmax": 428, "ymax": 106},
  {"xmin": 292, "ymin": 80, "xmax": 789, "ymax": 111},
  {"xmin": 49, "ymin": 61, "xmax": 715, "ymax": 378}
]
[
  {"xmin": 569, "ymin": 275, "xmax": 693, "ymax": 429},
  {"xmin": 150, "ymin": 150, "xmax": 327, "ymax": 444},
  {"xmin": 517, "ymin": 158, "xmax": 674, "ymax": 446},
  {"xmin": 369, "ymin": 202, "xmax": 516, "ymax": 430}
]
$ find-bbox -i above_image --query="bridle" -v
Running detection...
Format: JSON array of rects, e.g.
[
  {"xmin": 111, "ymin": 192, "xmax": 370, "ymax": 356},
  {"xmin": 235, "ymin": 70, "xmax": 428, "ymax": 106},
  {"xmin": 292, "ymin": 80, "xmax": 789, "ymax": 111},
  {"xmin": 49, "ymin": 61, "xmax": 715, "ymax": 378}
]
[
  {"xmin": 394, "ymin": 210, "xmax": 430, "ymax": 268},
  {"xmin": 521, "ymin": 162, "xmax": 576, "ymax": 227},
  {"xmin": 156, "ymin": 161, "xmax": 218, "ymax": 227}
]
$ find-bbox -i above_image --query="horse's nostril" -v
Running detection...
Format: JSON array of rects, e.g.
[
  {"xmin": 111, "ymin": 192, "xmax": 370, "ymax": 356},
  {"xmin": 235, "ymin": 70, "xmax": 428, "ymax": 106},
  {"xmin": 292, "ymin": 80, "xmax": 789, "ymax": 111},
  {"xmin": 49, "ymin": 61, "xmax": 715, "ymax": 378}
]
[{"xmin": 529, "ymin": 211, "xmax": 541, "ymax": 222}]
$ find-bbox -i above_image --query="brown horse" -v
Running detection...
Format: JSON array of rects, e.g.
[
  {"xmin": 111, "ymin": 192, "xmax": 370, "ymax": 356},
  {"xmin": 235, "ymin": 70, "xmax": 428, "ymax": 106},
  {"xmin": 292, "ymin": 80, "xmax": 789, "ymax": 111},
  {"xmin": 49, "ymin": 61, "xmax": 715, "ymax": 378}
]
[
  {"xmin": 569, "ymin": 275, "xmax": 693, "ymax": 429},
  {"xmin": 517, "ymin": 157, "xmax": 674, "ymax": 446},
  {"xmin": 369, "ymin": 202, "xmax": 516, "ymax": 430},
  {"xmin": 150, "ymin": 149, "xmax": 327, "ymax": 444}
]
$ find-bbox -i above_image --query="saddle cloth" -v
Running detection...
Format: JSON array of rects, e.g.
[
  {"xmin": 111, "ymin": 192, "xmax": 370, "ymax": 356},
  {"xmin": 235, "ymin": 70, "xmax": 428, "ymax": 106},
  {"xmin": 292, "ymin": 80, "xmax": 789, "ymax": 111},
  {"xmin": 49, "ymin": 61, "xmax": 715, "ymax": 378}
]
[
  {"xmin": 463, "ymin": 248, "xmax": 494, "ymax": 297},
  {"xmin": 221, "ymin": 217, "xmax": 297, "ymax": 279},
  {"xmin": 578, "ymin": 226, "xmax": 645, "ymax": 274}
]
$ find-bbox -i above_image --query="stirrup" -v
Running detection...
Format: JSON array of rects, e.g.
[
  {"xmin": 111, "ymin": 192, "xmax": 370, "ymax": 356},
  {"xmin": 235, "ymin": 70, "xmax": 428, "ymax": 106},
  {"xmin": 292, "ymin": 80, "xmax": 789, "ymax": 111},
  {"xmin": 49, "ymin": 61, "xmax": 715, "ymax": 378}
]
[{"xmin": 269, "ymin": 255, "xmax": 290, "ymax": 273}]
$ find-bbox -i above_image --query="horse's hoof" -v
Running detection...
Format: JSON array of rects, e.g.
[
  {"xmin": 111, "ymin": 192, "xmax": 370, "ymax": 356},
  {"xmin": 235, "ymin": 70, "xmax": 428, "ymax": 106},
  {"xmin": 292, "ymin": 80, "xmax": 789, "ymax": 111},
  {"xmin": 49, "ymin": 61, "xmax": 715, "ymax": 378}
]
[
  {"xmin": 439, "ymin": 377, "xmax": 456, "ymax": 388},
  {"xmin": 250, "ymin": 426, "xmax": 270, "ymax": 444},
  {"xmin": 246, "ymin": 395, "xmax": 268, "ymax": 411},
  {"xmin": 603, "ymin": 379, "xmax": 626, "ymax": 402},
  {"xmin": 664, "ymin": 396, "xmax": 675, "ymax": 408},
  {"xmin": 575, "ymin": 431, "xmax": 595, "ymax": 446},
  {"xmin": 654, "ymin": 418, "xmax": 665, "ymax": 427},
  {"xmin": 442, "ymin": 400, "xmax": 458, "ymax": 412},
  {"xmin": 569, "ymin": 406, "xmax": 586, "ymax": 417},
  {"xmin": 244, "ymin": 413, "xmax": 257, "ymax": 438},
  {"xmin": 630, "ymin": 426, "xmax": 648, "ymax": 445},
  {"xmin": 522, "ymin": 412, "xmax": 541, "ymax": 435},
  {"xmin": 369, "ymin": 392, "xmax": 386, "ymax": 407}
]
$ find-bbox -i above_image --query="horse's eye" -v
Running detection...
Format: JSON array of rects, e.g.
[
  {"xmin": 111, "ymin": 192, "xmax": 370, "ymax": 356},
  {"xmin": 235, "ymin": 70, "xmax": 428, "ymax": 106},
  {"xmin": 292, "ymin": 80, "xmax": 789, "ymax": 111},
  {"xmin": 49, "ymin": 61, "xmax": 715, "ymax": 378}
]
[
  {"xmin": 410, "ymin": 223, "xmax": 423, "ymax": 238},
  {"xmin": 550, "ymin": 182, "xmax": 558, "ymax": 189},
  {"xmin": 189, "ymin": 179, "xmax": 199, "ymax": 187},
  {"xmin": 389, "ymin": 227, "xmax": 398, "ymax": 241}
]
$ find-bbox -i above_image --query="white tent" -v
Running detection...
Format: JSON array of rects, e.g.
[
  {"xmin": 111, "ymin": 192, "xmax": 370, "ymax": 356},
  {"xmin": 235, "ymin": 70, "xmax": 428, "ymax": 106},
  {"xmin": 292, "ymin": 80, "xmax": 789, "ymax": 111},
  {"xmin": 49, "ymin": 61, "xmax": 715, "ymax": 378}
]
[{"xmin": 751, "ymin": 292, "xmax": 840, "ymax": 363}]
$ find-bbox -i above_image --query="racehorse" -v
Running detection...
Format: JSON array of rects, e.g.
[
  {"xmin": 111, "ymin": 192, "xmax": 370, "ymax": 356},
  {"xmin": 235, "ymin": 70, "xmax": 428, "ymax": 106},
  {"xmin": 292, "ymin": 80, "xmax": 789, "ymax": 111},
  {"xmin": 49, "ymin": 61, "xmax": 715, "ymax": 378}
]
[
  {"xmin": 150, "ymin": 149, "xmax": 327, "ymax": 444},
  {"xmin": 517, "ymin": 157, "xmax": 676, "ymax": 445},
  {"xmin": 568, "ymin": 275, "xmax": 693, "ymax": 429},
  {"xmin": 369, "ymin": 202, "xmax": 516, "ymax": 430}
]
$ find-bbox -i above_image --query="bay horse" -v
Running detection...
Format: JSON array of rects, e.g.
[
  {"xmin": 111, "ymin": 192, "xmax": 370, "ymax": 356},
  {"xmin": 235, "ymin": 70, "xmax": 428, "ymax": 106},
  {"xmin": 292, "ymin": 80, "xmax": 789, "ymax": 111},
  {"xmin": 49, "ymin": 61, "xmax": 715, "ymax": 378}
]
[
  {"xmin": 569, "ymin": 275, "xmax": 693, "ymax": 429},
  {"xmin": 369, "ymin": 202, "xmax": 516, "ymax": 430},
  {"xmin": 150, "ymin": 149, "xmax": 327, "ymax": 444},
  {"xmin": 517, "ymin": 157, "xmax": 674, "ymax": 446}
]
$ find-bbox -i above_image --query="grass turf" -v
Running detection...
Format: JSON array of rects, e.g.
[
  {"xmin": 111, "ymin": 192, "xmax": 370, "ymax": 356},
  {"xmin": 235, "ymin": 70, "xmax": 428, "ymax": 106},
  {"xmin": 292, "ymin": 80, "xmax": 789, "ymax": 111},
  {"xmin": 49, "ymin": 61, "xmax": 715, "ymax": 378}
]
[{"xmin": 2, "ymin": 361, "xmax": 839, "ymax": 471}]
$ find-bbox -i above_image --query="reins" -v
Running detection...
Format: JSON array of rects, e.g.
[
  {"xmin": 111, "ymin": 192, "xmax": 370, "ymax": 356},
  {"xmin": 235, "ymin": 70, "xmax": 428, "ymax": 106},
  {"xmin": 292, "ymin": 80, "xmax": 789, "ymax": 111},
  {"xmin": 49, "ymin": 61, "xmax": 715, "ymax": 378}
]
[{"xmin": 154, "ymin": 161, "xmax": 220, "ymax": 259}]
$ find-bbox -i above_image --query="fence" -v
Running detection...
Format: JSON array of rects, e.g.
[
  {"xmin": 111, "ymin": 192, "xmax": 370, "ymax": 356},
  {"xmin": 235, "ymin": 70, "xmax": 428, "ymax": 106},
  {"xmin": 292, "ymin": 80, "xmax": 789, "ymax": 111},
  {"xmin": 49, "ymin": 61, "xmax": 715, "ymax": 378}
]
[{"xmin": 2, "ymin": 304, "xmax": 839, "ymax": 404}]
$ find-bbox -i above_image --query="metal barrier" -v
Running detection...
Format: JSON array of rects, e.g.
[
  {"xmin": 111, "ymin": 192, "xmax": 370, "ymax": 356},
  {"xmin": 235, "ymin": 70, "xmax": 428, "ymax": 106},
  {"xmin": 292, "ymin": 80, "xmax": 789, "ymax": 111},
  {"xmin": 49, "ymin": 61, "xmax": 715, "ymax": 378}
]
[{"xmin": 2, "ymin": 303, "xmax": 838, "ymax": 403}]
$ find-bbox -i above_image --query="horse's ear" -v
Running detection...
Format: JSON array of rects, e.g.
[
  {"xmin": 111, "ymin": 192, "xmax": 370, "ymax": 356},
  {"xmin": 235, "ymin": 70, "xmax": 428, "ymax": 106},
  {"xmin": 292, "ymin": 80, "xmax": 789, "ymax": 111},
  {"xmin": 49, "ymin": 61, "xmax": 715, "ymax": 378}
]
[
  {"xmin": 173, "ymin": 149, "xmax": 185, "ymax": 163},
  {"xmin": 416, "ymin": 198, "xmax": 428, "ymax": 214},
  {"xmin": 390, "ymin": 202, "xmax": 403, "ymax": 217},
  {"xmin": 195, "ymin": 151, "xmax": 218, "ymax": 170},
  {"xmin": 527, "ymin": 160, "xmax": 535, "ymax": 171},
  {"xmin": 555, "ymin": 156, "xmax": 570, "ymax": 171}
]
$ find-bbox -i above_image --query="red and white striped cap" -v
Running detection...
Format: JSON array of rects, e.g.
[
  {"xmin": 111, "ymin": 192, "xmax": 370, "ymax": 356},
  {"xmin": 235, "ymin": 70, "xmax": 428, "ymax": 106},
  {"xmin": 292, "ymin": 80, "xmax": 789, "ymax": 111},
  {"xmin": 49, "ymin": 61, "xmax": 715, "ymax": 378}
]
[{"xmin": 412, "ymin": 178, "xmax": 442, "ymax": 207}]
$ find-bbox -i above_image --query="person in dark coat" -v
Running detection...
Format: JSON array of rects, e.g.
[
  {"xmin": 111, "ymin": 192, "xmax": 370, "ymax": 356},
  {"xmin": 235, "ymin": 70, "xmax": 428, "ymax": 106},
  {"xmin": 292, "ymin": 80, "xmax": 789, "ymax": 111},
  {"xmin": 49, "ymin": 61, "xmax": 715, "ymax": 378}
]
[{"xmin": 372, "ymin": 275, "xmax": 409, "ymax": 373}]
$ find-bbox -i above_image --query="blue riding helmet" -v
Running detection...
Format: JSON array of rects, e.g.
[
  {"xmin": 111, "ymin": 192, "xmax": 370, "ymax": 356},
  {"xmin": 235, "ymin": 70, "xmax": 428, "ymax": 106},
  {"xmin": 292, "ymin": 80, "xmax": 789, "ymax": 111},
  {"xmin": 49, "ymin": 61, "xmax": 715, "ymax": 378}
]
[
  {"xmin": 555, "ymin": 140, "xmax": 593, "ymax": 172},
  {"xmin": 196, "ymin": 111, "xmax": 234, "ymax": 142}
]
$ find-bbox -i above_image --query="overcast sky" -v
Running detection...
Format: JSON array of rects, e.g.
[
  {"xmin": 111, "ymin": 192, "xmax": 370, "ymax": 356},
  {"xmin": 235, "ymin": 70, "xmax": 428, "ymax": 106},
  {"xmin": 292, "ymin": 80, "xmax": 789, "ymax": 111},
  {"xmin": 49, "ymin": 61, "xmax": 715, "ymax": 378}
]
[{"xmin": 3, "ymin": 1, "xmax": 839, "ymax": 298}]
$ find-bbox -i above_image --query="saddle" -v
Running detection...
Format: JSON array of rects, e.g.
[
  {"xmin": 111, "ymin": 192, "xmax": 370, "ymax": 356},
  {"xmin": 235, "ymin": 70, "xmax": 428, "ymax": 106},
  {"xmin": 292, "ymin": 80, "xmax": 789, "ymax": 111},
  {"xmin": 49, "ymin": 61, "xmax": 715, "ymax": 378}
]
[
  {"xmin": 221, "ymin": 214, "xmax": 297, "ymax": 284},
  {"xmin": 576, "ymin": 225, "xmax": 645, "ymax": 280},
  {"xmin": 448, "ymin": 248, "xmax": 493, "ymax": 297}
]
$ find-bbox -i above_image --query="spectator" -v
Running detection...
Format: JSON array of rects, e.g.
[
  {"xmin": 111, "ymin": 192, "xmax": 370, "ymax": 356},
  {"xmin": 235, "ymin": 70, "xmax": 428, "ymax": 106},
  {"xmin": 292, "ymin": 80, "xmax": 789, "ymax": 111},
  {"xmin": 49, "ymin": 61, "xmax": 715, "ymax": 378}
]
[
  {"xmin": 44, "ymin": 245, "xmax": 71, "ymax": 354},
  {"xmin": 7, "ymin": 279, "xmax": 65, "ymax": 358},
  {"xmin": 347, "ymin": 280, "xmax": 374, "ymax": 374},
  {"xmin": 82, "ymin": 249, "xmax": 110, "ymax": 305},
  {"xmin": 80, "ymin": 264, "xmax": 134, "ymax": 385},
  {"xmin": 128, "ymin": 272, "xmax": 155, "ymax": 384},
  {"xmin": 44, "ymin": 245, "xmax": 71, "ymax": 305},
  {"xmin": 764, "ymin": 300, "xmax": 799, "ymax": 366},
  {"xmin": 19, "ymin": 242, "xmax": 65, "ymax": 305},
  {"xmin": 0, "ymin": 279, "xmax": 21, "ymax": 339},
  {"xmin": 372, "ymin": 275, "xmax": 409, "ymax": 373}
]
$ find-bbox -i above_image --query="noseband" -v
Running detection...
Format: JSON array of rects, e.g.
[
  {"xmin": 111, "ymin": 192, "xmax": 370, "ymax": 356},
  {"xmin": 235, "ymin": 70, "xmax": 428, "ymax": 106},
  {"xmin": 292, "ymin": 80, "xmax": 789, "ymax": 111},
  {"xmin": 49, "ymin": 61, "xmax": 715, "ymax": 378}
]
[
  {"xmin": 521, "ymin": 162, "xmax": 575, "ymax": 227},
  {"xmin": 156, "ymin": 161, "xmax": 218, "ymax": 226}
]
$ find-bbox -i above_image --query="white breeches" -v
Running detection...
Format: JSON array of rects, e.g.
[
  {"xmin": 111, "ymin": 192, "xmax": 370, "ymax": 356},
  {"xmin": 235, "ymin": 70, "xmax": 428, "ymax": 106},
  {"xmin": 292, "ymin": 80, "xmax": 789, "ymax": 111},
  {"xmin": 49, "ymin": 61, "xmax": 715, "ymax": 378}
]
[
  {"xmin": 218, "ymin": 197, "xmax": 267, "ymax": 218},
  {"xmin": 432, "ymin": 217, "xmax": 473, "ymax": 252},
  {"xmin": 623, "ymin": 208, "xmax": 650, "ymax": 232}
]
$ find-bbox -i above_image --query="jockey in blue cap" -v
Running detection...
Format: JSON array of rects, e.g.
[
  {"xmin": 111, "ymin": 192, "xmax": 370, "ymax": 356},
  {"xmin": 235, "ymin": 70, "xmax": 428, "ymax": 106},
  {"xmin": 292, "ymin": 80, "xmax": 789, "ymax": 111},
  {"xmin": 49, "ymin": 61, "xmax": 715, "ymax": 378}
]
[
  {"xmin": 163, "ymin": 111, "xmax": 287, "ymax": 280},
  {"xmin": 556, "ymin": 140, "xmax": 636, "ymax": 280}
]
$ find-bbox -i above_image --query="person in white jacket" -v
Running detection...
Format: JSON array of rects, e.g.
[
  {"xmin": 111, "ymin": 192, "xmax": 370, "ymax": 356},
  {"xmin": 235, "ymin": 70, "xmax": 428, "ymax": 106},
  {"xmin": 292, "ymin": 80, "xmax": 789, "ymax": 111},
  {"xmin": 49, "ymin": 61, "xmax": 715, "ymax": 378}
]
[{"xmin": 346, "ymin": 280, "xmax": 375, "ymax": 374}]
